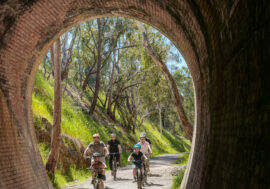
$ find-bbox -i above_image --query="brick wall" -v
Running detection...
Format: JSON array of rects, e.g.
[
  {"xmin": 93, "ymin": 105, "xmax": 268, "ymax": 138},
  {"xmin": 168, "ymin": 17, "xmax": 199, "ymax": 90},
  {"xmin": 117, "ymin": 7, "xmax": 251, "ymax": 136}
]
[{"xmin": 0, "ymin": 0, "xmax": 269, "ymax": 188}]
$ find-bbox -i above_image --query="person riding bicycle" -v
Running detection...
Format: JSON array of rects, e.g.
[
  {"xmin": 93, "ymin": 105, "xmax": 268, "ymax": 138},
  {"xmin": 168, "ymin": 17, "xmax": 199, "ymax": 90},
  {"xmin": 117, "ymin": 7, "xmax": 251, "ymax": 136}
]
[
  {"xmin": 107, "ymin": 133, "xmax": 122, "ymax": 175},
  {"xmin": 138, "ymin": 133, "xmax": 152, "ymax": 172},
  {"xmin": 84, "ymin": 133, "xmax": 109, "ymax": 182},
  {"xmin": 90, "ymin": 152, "xmax": 106, "ymax": 187},
  {"xmin": 138, "ymin": 132, "xmax": 152, "ymax": 150},
  {"xmin": 128, "ymin": 144, "xmax": 148, "ymax": 183}
]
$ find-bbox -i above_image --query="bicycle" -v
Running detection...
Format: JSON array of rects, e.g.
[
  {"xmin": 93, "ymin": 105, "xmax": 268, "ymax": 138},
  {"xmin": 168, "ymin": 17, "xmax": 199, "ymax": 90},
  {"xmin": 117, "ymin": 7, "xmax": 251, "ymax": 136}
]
[
  {"xmin": 87, "ymin": 168, "xmax": 106, "ymax": 189},
  {"xmin": 86, "ymin": 156, "xmax": 106, "ymax": 189},
  {"xmin": 143, "ymin": 161, "xmax": 148, "ymax": 184},
  {"xmin": 109, "ymin": 152, "xmax": 120, "ymax": 181},
  {"xmin": 133, "ymin": 160, "xmax": 144, "ymax": 189},
  {"xmin": 143, "ymin": 155, "xmax": 150, "ymax": 184}
]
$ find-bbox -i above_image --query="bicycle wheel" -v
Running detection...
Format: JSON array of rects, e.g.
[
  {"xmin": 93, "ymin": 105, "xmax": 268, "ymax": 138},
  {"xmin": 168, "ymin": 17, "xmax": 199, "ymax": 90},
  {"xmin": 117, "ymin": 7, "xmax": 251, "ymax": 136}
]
[
  {"xmin": 113, "ymin": 159, "xmax": 117, "ymax": 181},
  {"xmin": 137, "ymin": 169, "xmax": 142, "ymax": 189},
  {"xmin": 92, "ymin": 179, "xmax": 97, "ymax": 189},
  {"xmin": 97, "ymin": 180, "xmax": 104, "ymax": 189},
  {"xmin": 142, "ymin": 162, "xmax": 146, "ymax": 184},
  {"xmin": 144, "ymin": 170, "xmax": 147, "ymax": 184}
]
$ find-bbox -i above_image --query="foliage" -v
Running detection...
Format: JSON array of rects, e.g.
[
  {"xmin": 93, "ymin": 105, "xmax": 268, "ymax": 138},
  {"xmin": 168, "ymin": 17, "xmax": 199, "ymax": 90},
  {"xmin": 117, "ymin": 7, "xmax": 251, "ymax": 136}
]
[
  {"xmin": 171, "ymin": 153, "xmax": 190, "ymax": 189},
  {"xmin": 171, "ymin": 169, "xmax": 185, "ymax": 189},
  {"xmin": 175, "ymin": 153, "xmax": 190, "ymax": 166}
]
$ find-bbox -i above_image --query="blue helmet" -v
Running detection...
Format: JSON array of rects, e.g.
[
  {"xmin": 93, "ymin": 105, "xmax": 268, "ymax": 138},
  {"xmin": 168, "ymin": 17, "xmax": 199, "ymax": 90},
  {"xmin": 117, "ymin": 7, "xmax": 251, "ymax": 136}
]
[{"xmin": 134, "ymin": 144, "xmax": 141, "ymax": 149}]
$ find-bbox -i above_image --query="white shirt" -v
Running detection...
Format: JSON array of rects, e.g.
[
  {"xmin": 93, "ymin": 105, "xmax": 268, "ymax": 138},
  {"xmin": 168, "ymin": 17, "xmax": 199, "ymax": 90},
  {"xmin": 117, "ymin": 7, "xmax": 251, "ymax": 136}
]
[{"xmin": 138, "ymin": 141, "xmax": 152, "ymax": 156}]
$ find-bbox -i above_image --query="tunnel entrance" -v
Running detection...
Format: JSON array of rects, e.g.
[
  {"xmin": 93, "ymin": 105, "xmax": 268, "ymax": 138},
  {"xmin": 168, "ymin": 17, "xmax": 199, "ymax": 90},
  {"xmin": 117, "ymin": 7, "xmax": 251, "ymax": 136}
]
[{"xmin": 0, "ymin": 1, "xmax": 269, "ymax": 189}]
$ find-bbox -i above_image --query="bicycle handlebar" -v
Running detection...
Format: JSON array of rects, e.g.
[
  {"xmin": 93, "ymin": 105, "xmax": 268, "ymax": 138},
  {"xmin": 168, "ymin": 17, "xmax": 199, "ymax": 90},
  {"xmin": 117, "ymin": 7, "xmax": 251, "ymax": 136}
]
[
  {"xmin": 87, "ymin": 168, "xmax": 107, "ymax": 171},
  {"xmin": 86, "ymin": 155, "xmax": 105, "ymax": 159},
  {"xmin": 132, "ymin": 160, "xmax": 143, "ymax": 163}
]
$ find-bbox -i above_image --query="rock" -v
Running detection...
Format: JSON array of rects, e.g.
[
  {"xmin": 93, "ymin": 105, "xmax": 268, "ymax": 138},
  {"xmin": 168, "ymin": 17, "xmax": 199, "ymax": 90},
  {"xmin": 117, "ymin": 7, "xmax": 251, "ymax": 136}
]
[{"xmin": 35, "ymin": 116, "xmax": 86, "ymax": 174}]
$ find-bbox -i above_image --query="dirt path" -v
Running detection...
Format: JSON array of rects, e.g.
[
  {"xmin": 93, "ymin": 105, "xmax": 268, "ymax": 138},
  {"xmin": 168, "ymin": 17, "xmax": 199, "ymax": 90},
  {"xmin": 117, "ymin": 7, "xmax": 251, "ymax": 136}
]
[{"xmin": 63, "ymin": 153, "xmax": 184, "ymax": 189}]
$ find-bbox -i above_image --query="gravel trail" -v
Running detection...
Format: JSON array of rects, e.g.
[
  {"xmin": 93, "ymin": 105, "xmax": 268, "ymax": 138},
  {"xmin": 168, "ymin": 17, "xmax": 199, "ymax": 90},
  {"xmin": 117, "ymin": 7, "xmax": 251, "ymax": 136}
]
[{"xmin": 63, "ymin": 153, "xmax": 184, "ymax": 189}]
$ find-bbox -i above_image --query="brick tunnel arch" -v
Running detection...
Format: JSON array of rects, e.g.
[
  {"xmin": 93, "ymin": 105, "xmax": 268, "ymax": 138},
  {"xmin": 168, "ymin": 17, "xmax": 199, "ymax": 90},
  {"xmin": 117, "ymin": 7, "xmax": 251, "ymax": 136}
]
[{"xmin": 0, "ymin": 1, "xmax": 269, "ymax": 189}]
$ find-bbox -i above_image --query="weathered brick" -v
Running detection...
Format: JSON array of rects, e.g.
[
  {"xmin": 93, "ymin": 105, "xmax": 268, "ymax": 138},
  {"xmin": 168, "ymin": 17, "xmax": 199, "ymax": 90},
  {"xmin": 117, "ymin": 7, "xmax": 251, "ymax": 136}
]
[{"xmin": 0, "ymin": 0, "xmax": 269, "ymax": 189}]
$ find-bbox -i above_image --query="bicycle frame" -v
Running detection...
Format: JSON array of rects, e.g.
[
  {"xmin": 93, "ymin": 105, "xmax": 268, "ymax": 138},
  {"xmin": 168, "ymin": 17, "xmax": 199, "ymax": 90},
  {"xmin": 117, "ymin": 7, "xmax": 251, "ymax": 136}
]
[
  {"xmin": 133, "ymin": 160, "xmax": 144, "ymax": 189},
  {"xmin": 110, "ymin": 153, "xmax": 119, "ymax": 181},
  {"xmin": 86, "ymin": 156, "xmax": 106, "ymax": 189},
  {"xmin": 143, "ymin": 160, "xmax": 148, "ymax": 184},
  {"xmin": 89, "ymin": 168, "xmax": 105, "ymax": 189}
]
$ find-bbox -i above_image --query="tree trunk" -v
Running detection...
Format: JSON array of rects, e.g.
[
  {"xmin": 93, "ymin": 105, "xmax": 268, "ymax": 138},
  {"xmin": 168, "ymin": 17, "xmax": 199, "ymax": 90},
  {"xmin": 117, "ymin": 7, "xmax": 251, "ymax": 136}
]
[
  {"xmin": 137, "ymin": 22, "xmax": 193, "ymax": 141},
  {"xmin": 46, "ymin": 39, "xmax": 62, "ymax": 176},
  {"xmin": 50, "ymin": 46, "xmax": 55, "ymax": 76},
  {"xmin": 89, "ymin": 18, "xmax": 102, "ymax": 115},
  {"xmin": 76, "ymin": 27, "xmax": 83, "ymax": 85},
  {"xmin": 107, "ymin": 50, "xmax": 116, "ymax": 118},
  {"xmin": 158, "ymin": 104, "xmax": 163, "ymax": 136},
  {"xmin": 61, "ymin": 27, "xmax": 78, "ymax": 81},
  {"xmin": 80, "ymin": 62, "xmax": 96, "ymax": 97}
]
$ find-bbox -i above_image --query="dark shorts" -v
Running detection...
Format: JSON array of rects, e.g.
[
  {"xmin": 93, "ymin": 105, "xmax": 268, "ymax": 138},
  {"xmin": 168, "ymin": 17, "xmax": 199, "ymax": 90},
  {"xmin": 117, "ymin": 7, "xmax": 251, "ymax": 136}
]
[
  {"xmin": 97, "ymin": 173, "xmax": 106, "ymax": 180},
  {"xmin": 132, "ymin": 163, "xmax": 144, "ymax": 169}
]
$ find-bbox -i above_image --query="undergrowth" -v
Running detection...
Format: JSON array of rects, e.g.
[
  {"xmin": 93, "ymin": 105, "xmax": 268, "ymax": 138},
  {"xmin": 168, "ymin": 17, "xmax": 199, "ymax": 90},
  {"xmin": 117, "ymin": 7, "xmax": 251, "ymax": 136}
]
[{"xmin": 171, "ymin": 152, "xmax": 190, "ymax": 189}]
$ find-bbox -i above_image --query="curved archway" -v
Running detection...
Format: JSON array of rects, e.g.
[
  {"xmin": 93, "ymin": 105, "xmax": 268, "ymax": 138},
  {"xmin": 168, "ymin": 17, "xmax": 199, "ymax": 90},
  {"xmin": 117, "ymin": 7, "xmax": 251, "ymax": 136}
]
[{"xmin": 0, "ymin": 1, "xmax": 268, "ymax": 189}]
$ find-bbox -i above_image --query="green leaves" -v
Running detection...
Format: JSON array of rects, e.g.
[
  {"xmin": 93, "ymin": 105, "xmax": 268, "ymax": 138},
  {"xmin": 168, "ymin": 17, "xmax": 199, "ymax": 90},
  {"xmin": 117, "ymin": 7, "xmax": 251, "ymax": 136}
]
[{"xmin": 41, "ymin": 16, "xmax": 194, "ymax": 137}]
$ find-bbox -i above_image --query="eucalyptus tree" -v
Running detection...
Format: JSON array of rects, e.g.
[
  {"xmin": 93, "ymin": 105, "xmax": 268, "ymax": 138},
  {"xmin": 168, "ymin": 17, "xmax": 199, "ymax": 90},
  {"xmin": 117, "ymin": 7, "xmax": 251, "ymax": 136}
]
[{"xmin": 136, "ymin": 22, "xmax": 193, "ymax": 140}]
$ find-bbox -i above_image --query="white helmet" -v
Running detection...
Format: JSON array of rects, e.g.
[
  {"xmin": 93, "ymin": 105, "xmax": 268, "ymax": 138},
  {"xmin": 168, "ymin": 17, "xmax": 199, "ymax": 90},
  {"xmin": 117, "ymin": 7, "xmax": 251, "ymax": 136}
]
[{"xmin": 140, "ymin": 132, "xmax": 146, "ymax": 138}]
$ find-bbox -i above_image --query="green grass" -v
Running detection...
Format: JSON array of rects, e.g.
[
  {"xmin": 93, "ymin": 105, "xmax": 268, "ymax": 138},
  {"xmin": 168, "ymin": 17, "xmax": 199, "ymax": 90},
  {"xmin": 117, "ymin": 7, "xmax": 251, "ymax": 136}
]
[
  {"xmin": 32, "ymin": 69, "xmax": 190, "ymax": 188},
  {"xmin": 175, "ymin": 152, "xmax": 189, "ymax": 166},
  {"xmin": 38, "ymin": 143, "xmax": 50, "ymax": 164},
  {"xmin": 171, "ymin": 153, "xmax": 190, "ymax": 189},
  {"xmin": 171, "ymin": 169, "xmax": 185, "ymax": 189}
]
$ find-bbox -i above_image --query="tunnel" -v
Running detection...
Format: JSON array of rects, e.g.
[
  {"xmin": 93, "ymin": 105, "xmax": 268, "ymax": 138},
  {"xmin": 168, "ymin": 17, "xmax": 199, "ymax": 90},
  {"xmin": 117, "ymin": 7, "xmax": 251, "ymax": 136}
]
[{"xmin": 0, "ymin": 0, "xmax": 269, "ymax": 188}]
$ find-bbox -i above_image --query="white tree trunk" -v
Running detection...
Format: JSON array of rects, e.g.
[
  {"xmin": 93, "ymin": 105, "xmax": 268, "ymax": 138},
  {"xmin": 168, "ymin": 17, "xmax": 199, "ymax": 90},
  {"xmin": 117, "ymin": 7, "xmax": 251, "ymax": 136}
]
[{"xmin": 46, "ymin": 39, "xmax": 62, "ymax": 175}]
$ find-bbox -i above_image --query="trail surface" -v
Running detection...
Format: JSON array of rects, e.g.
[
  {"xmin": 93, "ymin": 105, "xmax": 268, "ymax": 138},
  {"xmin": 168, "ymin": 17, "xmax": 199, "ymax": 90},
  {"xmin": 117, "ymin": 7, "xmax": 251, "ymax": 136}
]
[{"xmin": 63, "ymin": 153, "xmax": 184, "ymax": 189}]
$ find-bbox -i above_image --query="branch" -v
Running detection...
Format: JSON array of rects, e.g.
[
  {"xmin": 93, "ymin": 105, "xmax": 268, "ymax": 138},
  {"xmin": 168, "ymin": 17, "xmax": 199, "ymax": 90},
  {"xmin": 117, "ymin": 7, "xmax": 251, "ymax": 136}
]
[{"xmin": 87, "ymin": 22, "xmax": 98, "ymax": 51}]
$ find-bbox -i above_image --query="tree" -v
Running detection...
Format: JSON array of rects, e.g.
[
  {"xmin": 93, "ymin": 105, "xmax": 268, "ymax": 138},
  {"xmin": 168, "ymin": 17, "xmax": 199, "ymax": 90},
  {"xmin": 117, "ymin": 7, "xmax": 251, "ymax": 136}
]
[
  {"xmin": 60, "ymin": 27, "xmax": 78, "ymax": 81},
  {"xmin": 136, "ymin": 21, "xmax": 193, "ymax": 141},
  {"xmin": 46, "ymin": 39, "xmax": 62, "ymax": 176},
  {"xmin": 89, "ymin": 18, "xmax": 102, "ymax": 115}
]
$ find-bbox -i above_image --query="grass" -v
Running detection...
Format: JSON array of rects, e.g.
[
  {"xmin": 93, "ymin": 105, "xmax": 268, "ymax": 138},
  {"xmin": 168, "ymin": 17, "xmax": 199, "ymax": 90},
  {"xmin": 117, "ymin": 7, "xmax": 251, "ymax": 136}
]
[
  {"xmin": 171, "ymin": 169, "xmax": 185, "ymax": 189},
  {"xmin": 171, "ymin": 152, "xmax": 190, "ymax": 189},
  {"xmin": 175, "ymin": 152, "xmax": 189, "ymax": 166},
  {"xmin": 32, "ymin": 69, "xmax": 190, "ymax": 188}
]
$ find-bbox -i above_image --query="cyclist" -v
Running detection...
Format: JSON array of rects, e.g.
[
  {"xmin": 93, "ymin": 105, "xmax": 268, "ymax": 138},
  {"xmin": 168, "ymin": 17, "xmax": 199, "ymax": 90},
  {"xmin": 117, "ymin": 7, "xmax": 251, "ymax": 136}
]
[
  {"xmin": 128, "ymin": 144, "xmax": 148, "ymax": 183},
  {"xmin": 138, "ymin": 132, "xmax": 152, "ymax": 150},
  {"xmin": 90, "ymin": 152, "xmax": 107, "ymax": 188},
  {"xmin": 84, "ymin": 133, "xmax": 109, "ymax": 182},
  {"xmin": 107, "ymin": 133, "xmax": 122, "ymax": 175},
  {"xmin": 138, "ymin": 133, "xmax": 152, "ymax": 173}
]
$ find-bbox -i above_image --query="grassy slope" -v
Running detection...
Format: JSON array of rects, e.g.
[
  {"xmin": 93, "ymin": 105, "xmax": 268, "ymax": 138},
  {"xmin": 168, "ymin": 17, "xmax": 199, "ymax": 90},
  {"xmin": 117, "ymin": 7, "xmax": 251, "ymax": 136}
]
[{"xmin": 32, "ymin": 70, "xmax": 190, "ymax": 188}]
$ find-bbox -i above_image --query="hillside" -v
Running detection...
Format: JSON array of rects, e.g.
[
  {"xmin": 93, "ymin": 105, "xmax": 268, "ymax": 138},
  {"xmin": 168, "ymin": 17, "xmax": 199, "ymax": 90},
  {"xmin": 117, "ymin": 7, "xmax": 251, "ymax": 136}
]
[{"xmin": 32, "ymin": 69, "xmax": 190, "ymax": 188}]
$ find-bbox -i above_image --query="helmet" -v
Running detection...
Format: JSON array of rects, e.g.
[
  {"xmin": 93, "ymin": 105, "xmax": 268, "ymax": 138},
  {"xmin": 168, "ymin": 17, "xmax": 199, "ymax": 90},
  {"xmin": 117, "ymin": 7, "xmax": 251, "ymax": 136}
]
[
  {"xmin": 111, "ymin": 133, "xmax": 116, "ymax": 137},
  {"xmin": 140, "ymin": 132, "xmax": 146, "ymax": 138},
  {"xmin": 93, "ymin": 152, "xmax": 102, "ymax": 157},
  {"xmin": 134, "ymin": 144, "xmax": 141, "ymax": 149},
  {"xmin": 93, "ymin": 133, "xmax": 100, "ymax": 138}
]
